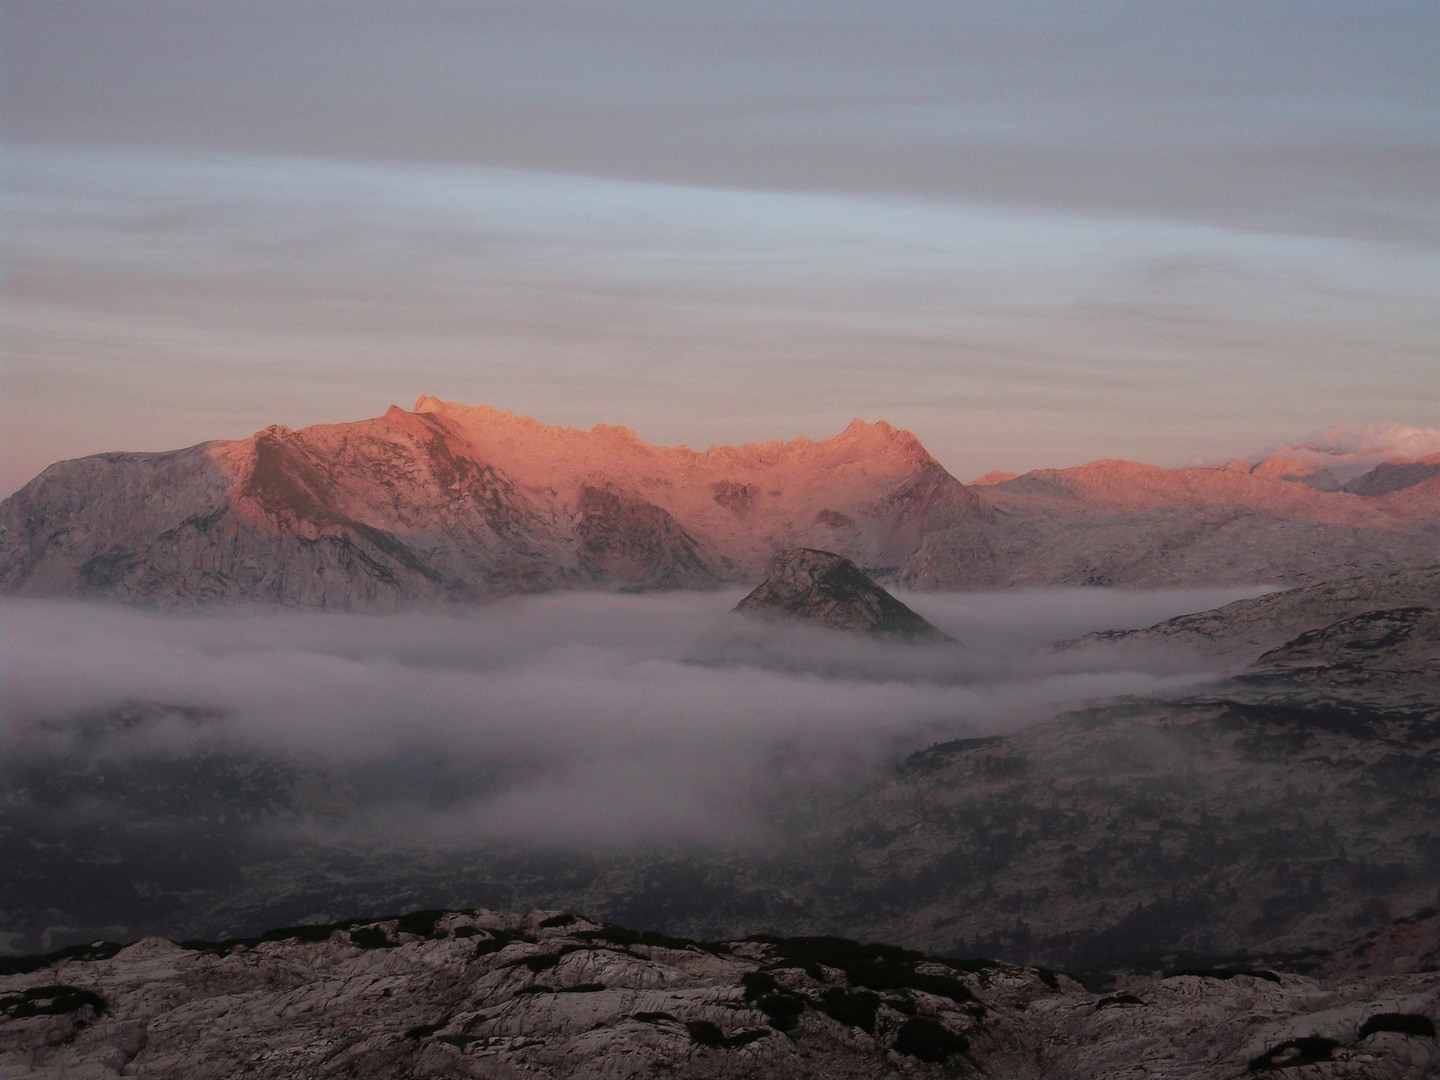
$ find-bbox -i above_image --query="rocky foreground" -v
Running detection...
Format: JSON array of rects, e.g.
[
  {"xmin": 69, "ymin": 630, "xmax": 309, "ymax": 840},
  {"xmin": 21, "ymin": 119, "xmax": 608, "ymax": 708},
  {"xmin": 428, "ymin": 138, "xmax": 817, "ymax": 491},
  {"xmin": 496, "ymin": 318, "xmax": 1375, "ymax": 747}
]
[{"xmin": 3, "ymin": 908, "xmax": 1438, "ymax": 1079}]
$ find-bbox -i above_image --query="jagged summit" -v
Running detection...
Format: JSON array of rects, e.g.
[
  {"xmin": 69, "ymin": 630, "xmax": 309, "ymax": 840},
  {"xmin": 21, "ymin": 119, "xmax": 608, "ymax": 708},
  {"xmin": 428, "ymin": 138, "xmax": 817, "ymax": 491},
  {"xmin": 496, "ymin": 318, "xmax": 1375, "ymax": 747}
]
[
  {"xmin": 2, "ymin": 399, "xmax": 1437, "ymax": 606},
  {"xmin": 0, "ymin": 401, "xmax": 987, "ymax": 605},
  {"xmin": 735, "ymin": 548, "xmax": 953, "ymax": 641},
  {"xmin": 1250, "ymin": 455, "xmax": 1341, "ymax": 491}
]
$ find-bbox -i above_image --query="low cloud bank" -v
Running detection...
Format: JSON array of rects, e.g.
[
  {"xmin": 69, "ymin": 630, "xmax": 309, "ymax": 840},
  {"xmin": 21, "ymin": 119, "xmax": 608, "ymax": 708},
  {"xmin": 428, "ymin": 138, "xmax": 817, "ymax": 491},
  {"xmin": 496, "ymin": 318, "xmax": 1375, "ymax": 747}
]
[
  {"xmin": 1308, "ymin": 422, "xmax": 1440, "ymax": 459},
  {"xmin": 0, "ymin": 587, "xmax": 1264, "ymax": 847},
  {"xmin": 1253, "ymin": 423, "xmax": 1440, "ymax": 480}
]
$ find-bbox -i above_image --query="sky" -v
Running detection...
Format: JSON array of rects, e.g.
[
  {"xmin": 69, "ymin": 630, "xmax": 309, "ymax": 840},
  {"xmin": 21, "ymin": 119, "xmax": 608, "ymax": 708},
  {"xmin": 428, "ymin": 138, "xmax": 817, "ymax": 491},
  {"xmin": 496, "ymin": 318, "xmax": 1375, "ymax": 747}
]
[{"xmin": 3, "ymin": 1, "xmax": 1438, "ymax": 495}]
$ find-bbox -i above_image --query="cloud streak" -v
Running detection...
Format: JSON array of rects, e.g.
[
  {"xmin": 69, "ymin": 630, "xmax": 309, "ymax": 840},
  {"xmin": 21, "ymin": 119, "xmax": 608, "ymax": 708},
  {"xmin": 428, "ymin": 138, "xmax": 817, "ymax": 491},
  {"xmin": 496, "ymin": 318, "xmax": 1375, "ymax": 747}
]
[{"xmin": 7, "ymin": 145, "xmax": 1439, "ymax": 496}]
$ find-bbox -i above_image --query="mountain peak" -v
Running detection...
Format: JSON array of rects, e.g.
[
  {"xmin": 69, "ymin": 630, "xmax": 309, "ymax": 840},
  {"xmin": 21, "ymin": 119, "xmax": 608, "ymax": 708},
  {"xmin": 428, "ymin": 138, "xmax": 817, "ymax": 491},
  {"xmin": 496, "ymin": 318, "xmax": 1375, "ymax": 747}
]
[
  {"xmin": 6, "ymin": 400, "xmax": 1435, "ymax": 607},
  {"xmin": 822, "ymin": 417, "xmax": 938, "ymax": 468},
  {"xmin": 969, "ymin": 471, "xmax": 1020, "ymax": 486},
  {"xmin": 735, "ymin": 548, "xmax": 953, "ymax": 641},
  {"xmin": 589, "ymin": 423, "xmax": 639, "ymax": 441}
]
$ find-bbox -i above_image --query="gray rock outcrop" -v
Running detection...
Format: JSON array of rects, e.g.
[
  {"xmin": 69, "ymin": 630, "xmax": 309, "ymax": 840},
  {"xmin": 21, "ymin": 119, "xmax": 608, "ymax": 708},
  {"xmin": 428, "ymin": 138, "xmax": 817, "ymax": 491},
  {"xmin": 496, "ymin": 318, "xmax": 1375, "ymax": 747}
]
[
  {"xmin": 735, "ymin": 548, "xmax": 953, "ymax": 641},
  {"xmin": 1058, "ymin": 565, "xmax": 1440, "ymax": 661},
  {"xmin": 1, "ymin": 909, "xmax": 1435, "ymax": 1079}
]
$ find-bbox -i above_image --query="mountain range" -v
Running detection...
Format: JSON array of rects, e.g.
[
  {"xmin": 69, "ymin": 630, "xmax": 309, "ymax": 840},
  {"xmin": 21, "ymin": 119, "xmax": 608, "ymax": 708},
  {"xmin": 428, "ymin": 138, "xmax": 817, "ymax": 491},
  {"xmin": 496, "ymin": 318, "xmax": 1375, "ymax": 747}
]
[
  {"xmin": 2, "ymin": 399, "xmax": 1437, "ymax": 605},
  {"xmin": 3, "ymin": 531, "xmax": 1437, "ymax": 1075}
]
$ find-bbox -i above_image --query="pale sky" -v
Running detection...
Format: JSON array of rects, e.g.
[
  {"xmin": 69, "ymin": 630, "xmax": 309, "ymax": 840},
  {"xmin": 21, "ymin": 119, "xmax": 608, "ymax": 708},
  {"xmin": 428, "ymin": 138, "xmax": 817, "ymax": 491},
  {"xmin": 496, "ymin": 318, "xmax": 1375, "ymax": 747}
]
[{"xmin": 3, "ymin": 1, "xmax": 1438, "ymax": 495}]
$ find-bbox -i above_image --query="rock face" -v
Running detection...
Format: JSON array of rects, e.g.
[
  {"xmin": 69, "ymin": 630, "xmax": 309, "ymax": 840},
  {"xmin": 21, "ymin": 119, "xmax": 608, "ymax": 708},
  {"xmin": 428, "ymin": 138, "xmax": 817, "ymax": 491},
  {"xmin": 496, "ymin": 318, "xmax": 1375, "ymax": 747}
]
[
  {"xmin": 3, "ymin": 400, "xmax": 1440, "ymax": 605},
  {"xmin": 1249, "ymin": 606, "xmax": 1440, "ymax": 697},
  {"xmin": 901, "ymin": 459, "xmax": 1440, "ymax": 590},
  {"xmin": 0, "ymin": 401, "xmax": 985, "ymax": 606},
  {"xmin": 1, "ymin": 909, "xmax": 1435, "ymax": 1079},
  {"xmin": 1059, "ymin": 565, "xmax": 1440, "ymax": 662},
  {"xmin": 734, "ymin": 548, "xmax": 952, "ymax": 641}
]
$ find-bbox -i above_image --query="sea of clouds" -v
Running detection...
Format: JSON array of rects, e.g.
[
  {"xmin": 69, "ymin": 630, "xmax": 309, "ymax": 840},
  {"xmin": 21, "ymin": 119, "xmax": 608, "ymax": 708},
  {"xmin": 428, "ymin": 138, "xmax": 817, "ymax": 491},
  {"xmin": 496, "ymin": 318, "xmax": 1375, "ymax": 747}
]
[{"xmin": 0, "ymin": 586, "xmax": 1269, "ymax": 849}]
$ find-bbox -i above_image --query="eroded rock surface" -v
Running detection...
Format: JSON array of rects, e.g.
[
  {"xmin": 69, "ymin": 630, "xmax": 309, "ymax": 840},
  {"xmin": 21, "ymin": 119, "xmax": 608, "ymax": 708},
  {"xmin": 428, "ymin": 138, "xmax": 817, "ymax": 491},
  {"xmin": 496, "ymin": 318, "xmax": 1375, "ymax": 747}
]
[
  {"xmin": 2, "ymin": 910, "xmax": 1436, "ymax": 1079},
  {"xmin": 1059, "ymin": 566, "xmax": 1440, "ymax": 662},
  {"xmin": 1249, "ymin": 606, "xmax": 1440, "ymax": 699}
]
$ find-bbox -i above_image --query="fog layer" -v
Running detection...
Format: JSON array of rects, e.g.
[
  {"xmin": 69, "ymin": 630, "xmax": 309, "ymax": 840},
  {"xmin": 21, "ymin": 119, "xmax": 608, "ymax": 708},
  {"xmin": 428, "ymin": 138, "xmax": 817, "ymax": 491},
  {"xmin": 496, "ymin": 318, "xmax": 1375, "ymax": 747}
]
[{"xmin": 1, "ymin": 587, "xmax": 1265, "ymax": 847}]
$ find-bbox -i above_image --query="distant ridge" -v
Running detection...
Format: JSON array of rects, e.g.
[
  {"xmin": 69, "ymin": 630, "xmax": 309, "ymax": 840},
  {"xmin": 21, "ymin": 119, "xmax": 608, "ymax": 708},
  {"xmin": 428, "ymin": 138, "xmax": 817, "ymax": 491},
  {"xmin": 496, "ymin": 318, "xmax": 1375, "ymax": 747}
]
[
  {"xmin": 1, "ymin": 399, "xmax": 1437, "ymax": 605},
  {"xmin": 0, "ymin": 400, "xmax": 984, "ymax": 606}
]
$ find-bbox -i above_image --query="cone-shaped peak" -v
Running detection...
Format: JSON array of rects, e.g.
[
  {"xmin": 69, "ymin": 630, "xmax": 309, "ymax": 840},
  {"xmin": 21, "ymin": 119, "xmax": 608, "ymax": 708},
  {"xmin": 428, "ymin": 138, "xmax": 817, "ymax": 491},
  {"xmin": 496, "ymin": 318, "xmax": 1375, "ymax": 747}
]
[{"xmin": 735, "ymin": 548, "xmax": 953, "ymax": 642}]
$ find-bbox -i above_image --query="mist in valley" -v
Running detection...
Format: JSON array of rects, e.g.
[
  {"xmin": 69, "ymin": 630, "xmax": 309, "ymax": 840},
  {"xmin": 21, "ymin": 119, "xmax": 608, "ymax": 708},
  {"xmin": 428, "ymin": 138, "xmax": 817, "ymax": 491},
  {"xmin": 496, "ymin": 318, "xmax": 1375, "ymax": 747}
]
[
  {"xmin": 0, "ymin": 585, "xmax": 1269, "ymax": 950},
  {"xmin": 1, "ymin": 587, "xmax": 1265, "ymax": 844}
]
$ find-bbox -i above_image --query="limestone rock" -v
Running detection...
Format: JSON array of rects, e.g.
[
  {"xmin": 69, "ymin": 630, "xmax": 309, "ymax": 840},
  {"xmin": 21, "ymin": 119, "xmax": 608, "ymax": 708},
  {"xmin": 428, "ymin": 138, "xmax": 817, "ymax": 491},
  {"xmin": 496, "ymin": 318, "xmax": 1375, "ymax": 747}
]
[
  {"xmin": 0, "ymin": 403, "xmax": 986, "ymax": 606},
  {"xmin": 1059, "ymin": 565, "xmax": 1440, "ymax": 662},
  {"xmin": 1, "ymin": 909, "xmax": 1435, "ymax": 1079}
]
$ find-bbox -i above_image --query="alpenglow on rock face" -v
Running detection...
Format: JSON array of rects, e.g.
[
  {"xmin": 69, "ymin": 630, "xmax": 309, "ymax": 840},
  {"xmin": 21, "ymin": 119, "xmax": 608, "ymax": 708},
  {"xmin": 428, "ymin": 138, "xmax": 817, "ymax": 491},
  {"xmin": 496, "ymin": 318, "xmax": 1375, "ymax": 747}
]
[
  {"xmin": 0, "ymin": 400, "xmax": 986, "ymax": 607},
  {"xmin": 4, "ymin": 398, "xmax": 1439, "ymax": 607},
  {"xmin": 735, "ymin": 548, "xmax": 953, "ymax": 641}
]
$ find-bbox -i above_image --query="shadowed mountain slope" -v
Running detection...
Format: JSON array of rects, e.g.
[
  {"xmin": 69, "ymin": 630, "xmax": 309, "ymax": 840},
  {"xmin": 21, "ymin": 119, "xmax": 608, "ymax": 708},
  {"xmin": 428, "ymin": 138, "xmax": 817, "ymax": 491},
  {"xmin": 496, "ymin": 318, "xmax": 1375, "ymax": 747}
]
[
  {"xmin": 1344, "ymin": 453, "xmax": 1440, "ymax": 497},
  {"xmin": 735, "ymin": 549, "xmax": 953, "ymax": 641},
  {"xmin": 1059, "ymin": 566, "xmax": 1440, "ymax": 662},
  {"xmin": 1248, "ymin": 606, "xmax": 1440, "ymax": 697}
]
